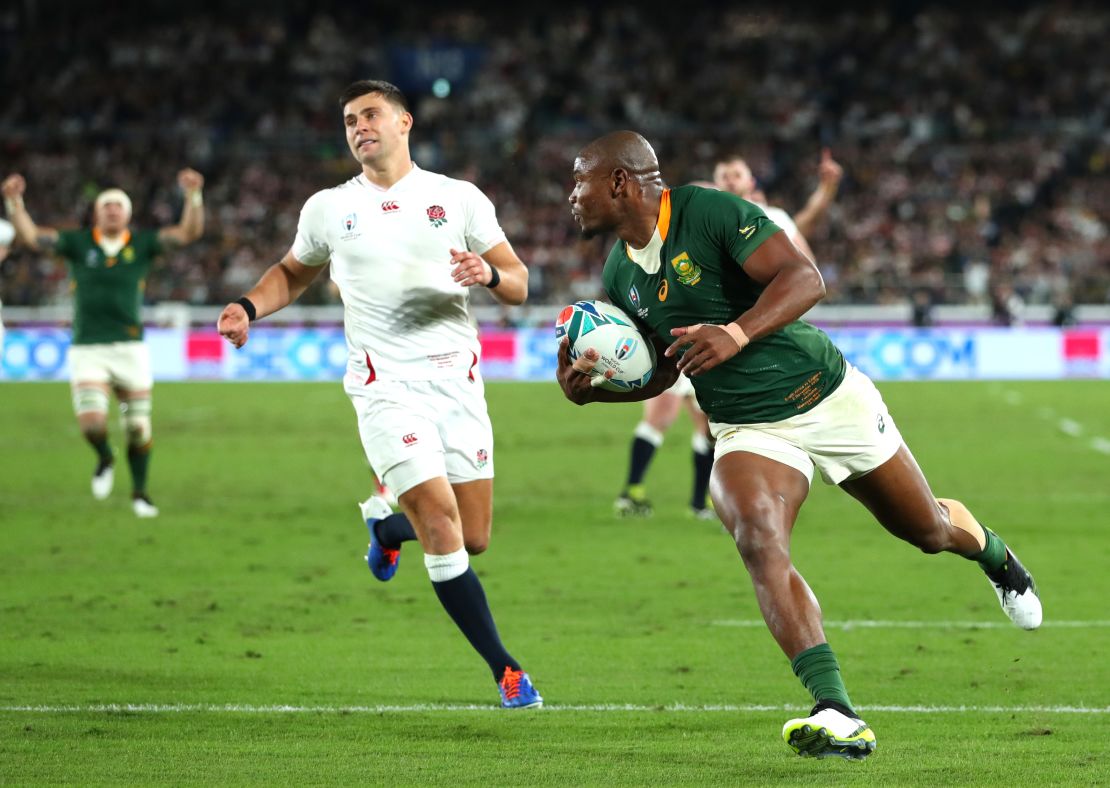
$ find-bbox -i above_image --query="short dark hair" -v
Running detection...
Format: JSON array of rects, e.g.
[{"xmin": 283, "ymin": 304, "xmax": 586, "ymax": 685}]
[{"xmin": 338, "ymin": 80, "xmax": 410, "ymax": 113}]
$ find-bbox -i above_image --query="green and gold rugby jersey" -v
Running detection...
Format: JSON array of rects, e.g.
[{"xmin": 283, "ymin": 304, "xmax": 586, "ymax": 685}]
[
  {"xmin": 601, "ymin": 185, "xmax": 845, "ymax": 424},
  {"xmin": 55, "ymin": 228, "xmax": 163, "ymax": 345}
]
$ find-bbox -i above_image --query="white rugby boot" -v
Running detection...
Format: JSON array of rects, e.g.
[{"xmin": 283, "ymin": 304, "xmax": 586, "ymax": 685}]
[
  {"xmin": 985, "ymin": 548, "xmax": 1042, "ymax": 630},
  {"xmin": 91, "ymin": 459, "xmax": 114, "ymax": 500},
  {"xmin": 782, "ymin": 701, "xmax": 876, "ymax": 760}
]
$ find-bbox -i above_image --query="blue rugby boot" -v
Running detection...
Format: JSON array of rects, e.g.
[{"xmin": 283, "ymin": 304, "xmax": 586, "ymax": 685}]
[
  {"xmin": 498, "ymin": 667, "xmax": 543, "ymax": 709},
  {"xmin": 360, "ymin": 495, "xmax": 400, "ymax": 582}
]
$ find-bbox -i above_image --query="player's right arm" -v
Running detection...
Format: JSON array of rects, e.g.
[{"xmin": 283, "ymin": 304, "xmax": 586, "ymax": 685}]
[
  {"xmin": 216, "ymin": 250, "xmax": 326, "ymax": 348},
  {"xmin": 1, "ymin": 174, "xmax": 59, "ymax": 251},
  {"xmin": 556, "ymin": 336, "xmax": 680, "ymax": 406}
]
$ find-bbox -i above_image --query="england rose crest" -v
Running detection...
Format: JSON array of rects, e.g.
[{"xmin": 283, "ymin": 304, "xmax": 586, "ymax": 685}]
[
  {"xmin": 476, "ymin": 448, "xmax": 488, "ymax": 469},
  {"xmin": 426, "ymin": 205, "xmax": 447, "ymax": 228}
]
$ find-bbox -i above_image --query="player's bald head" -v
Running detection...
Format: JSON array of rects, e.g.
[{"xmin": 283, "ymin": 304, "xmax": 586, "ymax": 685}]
[{"xmin": 577, "ymin": 131, "xmax": 661, "ymax": 181}]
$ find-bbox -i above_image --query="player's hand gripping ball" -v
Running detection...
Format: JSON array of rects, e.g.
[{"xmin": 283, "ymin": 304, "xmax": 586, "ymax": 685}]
[{"xmin": 555, "ymin": 300, "xmax": 656, "ymax": 392}]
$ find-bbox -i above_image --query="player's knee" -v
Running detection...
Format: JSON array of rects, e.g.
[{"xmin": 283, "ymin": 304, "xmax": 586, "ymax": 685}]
[
  {"xmin": 464, "ymin": 534, "xmax": 490, "ymax": 555},
  {"xmin": 721, "ymin": 495, "xmax": 789, "ymax": 566},
  {"xmin": 73, "ymin": 386, "xmax": 110, "ymax": 417},
  {"xmin": 120, "ymin": 398, "xmax": 152, "ymax": 447}
]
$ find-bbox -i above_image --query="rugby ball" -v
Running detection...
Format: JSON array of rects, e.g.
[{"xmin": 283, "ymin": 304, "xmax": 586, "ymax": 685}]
[{"xmin": 555, "ymin": 300, "xmax": 656, "ymax": 392}]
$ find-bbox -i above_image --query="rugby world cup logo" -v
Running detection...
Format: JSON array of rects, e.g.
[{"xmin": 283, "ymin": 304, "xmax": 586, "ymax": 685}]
[
  {"xmin": 615, "ymin": 336, "xmax": 638, "ymax": 361},
  {"xmin": 629, "ymin": 285, "xmax": 640, "ymax": 309},
  {"xmin": 343, "ymin": 213, "xmax": 358, "ymax": 231}
]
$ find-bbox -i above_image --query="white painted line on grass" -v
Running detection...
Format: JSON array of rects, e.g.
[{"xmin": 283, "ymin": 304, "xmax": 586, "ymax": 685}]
[
  {"xmin": 1, "ymin": 703, "xmax": 1107, "ymax": 714},
  {"xmin": 1057, "ymin": 418, "xmax": 1083, "ymax": 437},
  {"xmin": 711, "ymin": 619, "xmax": 1110, "ymax": 630},
  {"xmin": 1012, "ymin": 389, "xmax": 1110, "ymax": 457}
]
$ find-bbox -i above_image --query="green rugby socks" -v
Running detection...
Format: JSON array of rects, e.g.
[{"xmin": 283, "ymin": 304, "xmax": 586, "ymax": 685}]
[
  {"xmin": 792, "ymin": 643, "xmax": 854, "ymax": 712},
  {"xmin": 969, "ymin": 527, "xmax": 1008, "ymax": 574}
]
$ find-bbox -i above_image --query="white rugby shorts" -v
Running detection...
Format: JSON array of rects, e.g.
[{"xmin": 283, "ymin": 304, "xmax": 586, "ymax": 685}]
[
  {"xmin": 348, "ymin": 376, "xmax": 494, "ymax": 497},
  {"xmin": 68, "ymin": 341, "xmax": 153, "ymax": 392},
  {"xmin": 710, "ymin": 363, "xmax": 903, "ymax": 485}
]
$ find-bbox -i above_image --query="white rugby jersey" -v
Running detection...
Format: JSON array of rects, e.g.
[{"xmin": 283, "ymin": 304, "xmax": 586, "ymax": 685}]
[
  {"xmin": 291, "ymin": 165, "xmax": 507, "ymax": 384},
  {"xmin": 760, "ymin": 204, "xmax": 801, "ymax": 240}
]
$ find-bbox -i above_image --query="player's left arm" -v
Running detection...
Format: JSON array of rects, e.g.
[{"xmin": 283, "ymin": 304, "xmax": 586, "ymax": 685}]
[
  {"xmin": 666, "ymin": 231, "xmax": 825, "ymax": 376},
  {"xmin": 157, "ymin": 168, "xmax": 205, "ymax": 248},
  {"xmin": 793, "ymin": 148, "xmax": 843, "ymax": 238},
  {"xmin": 450, "ymin": 240, "xmax": 528, "ymax": 306}
]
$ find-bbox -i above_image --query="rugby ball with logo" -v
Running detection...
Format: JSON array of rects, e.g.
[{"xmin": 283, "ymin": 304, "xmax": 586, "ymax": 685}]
[{"xmin": 554, "ymin": 300, "xmax": 656, "ymax": 392}]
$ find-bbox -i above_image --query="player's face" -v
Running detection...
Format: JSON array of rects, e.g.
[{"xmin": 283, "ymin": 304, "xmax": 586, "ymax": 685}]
[
  {"xmin": 568, "ymin": 157, "xmax": 617, "ymax": 239},
  {"xmin": 343, "ymin": 93, "xmax": 412, "ymax": 167},
  {"xmin": 95, "ymin": 201, "xmax": 130, "ymax": 233},
  {"xmin": 714, "ymin": 160, "xmax": 755, "ymax": 198}
]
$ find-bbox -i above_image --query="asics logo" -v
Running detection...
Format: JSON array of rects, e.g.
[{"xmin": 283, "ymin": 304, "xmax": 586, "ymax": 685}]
[
  {"xmin": 402, "ymin": 433, "xmax": 418, "ymax": 445},
  {"xmin": 381, "ymin": 201, "xmax": 400, "ymax": 212}
]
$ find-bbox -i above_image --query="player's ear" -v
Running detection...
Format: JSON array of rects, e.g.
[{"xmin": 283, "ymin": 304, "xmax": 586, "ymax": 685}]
[
  {"xmin": 399, "ymin": 110, "xmax": 414, "ymax": 134},
  {"xmin": 611, "ymin": 167, "xmax": 628, "ymax": 197}
]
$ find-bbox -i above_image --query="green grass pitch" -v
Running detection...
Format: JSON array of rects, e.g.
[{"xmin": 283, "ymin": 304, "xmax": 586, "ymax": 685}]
[{"xmin": 1, "ymin": 379, "xmax": 1107, "ymax": 785}]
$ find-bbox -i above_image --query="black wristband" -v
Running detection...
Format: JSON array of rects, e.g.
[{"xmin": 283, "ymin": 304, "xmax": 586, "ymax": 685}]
[
  {"xmin": 485, "ymin": 265, "xmax": 501, "ymax": 289},
  {"xmin": 235, "ymin": 297, "xmax": 257, "ymax": 322}
]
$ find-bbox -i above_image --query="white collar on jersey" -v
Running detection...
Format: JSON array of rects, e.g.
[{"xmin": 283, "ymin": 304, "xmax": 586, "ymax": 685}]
[
  {"xmin": 625, "ymin": 227, "xmax": 663, "ymax": 274},
  {"xmin": 356, "ymin": 162, "xmax": 421, "ymax": 193}
]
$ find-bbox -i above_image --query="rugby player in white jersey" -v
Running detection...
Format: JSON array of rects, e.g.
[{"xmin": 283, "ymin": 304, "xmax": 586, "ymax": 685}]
[{"xmin": 216, "ymin": 80, "xmax": 541, "ymax": 709}]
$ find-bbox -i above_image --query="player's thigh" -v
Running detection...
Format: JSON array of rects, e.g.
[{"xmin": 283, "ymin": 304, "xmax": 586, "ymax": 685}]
[
  {"xmin": 68, "ymin": 344, "xmax": 113, "ymax": 423},
  {"xmin": 643, "ymin": 389, "xmax": 683, "ymax": 430},
  {"xmin": 838, "ymin": 443, "xmax": 948, "ymax": 547},
  {"xmin": 437, "ymin": 377, "xmax": 495, "ymax": 489},
  {"xmin": 711, "ymin": 450, "xmax": 810, "ymax": 559},
  {"xmin": 109, "ymin": 342, "xmax": 153, "ymax": 399},
  {"xmin": 348, "ymin": 383, "xmax": 448, "ymax": 499},
  {"xmin": 453, "ymin": 478, "xmax": 493, "ymax": 554}
]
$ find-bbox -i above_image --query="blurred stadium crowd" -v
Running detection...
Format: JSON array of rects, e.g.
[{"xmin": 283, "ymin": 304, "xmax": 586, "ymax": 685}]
[{"xmin": 1, "ymin": 1, "xmax": 1106, "ymax": 315}]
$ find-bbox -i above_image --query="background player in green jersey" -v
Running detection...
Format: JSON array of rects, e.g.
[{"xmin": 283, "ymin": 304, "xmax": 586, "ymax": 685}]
[
  {"xmin": 558, "ymin": 130, "xmax": 1041, "ymax": 760},
  {"xmin": 2, "ymin": 169, "xmax": 205, "ymax": 517}
]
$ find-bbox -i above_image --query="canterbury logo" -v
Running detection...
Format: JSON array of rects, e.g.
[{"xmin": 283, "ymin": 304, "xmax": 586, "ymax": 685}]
[
  {"xmin": 381, "ymin": 201, "xmax": 400, "ymax": 212},
  {"xmin": 402, "ymin": 433, "xmax": 418, "ymax": 445}
]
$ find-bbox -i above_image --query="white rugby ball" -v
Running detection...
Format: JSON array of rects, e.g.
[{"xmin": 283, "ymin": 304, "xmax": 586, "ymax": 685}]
[{"xmin": 555, "ymin": 300, "xmax": 656, "ymax": 392}]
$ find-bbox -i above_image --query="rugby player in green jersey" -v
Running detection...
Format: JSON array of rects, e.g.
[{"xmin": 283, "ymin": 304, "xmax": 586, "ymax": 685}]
[
  {"xmin": 558, "ymin": 131, "xmax": 1041, "ymax": 760},
  {"xmin": 2, "ymin": 169, "xmax": 205, "ymax": 517}
]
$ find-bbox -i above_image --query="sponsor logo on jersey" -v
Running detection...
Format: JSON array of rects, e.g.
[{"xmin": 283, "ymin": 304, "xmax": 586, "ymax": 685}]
[
  {"xmin": 671, "ymin": 252, "xmax": 702, "ymax": 286},
  {"xmin": 426, "ymin": 205, "xmax": 447, "ymax": 228},
  {"xmin": 402, "ymin": 433, "xmax": 418, "ymax": 446},
  {"xmin": 381, "ymin": 201, "xmax": 400, "ymax": 213},
  {"xmin": 739, "ymin": 224, "xmax": 757, "ymax": 240},
  {"xmin": 476, "ymin": 448, "xmax": 489, "ymax": 469},
  {"xmin": 629, "ymin": 285, "xmax": 640, "ymax": 309},
  {"xmin": 658, "ymin": 280, "xmax": 669, "ymax": 302}
]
